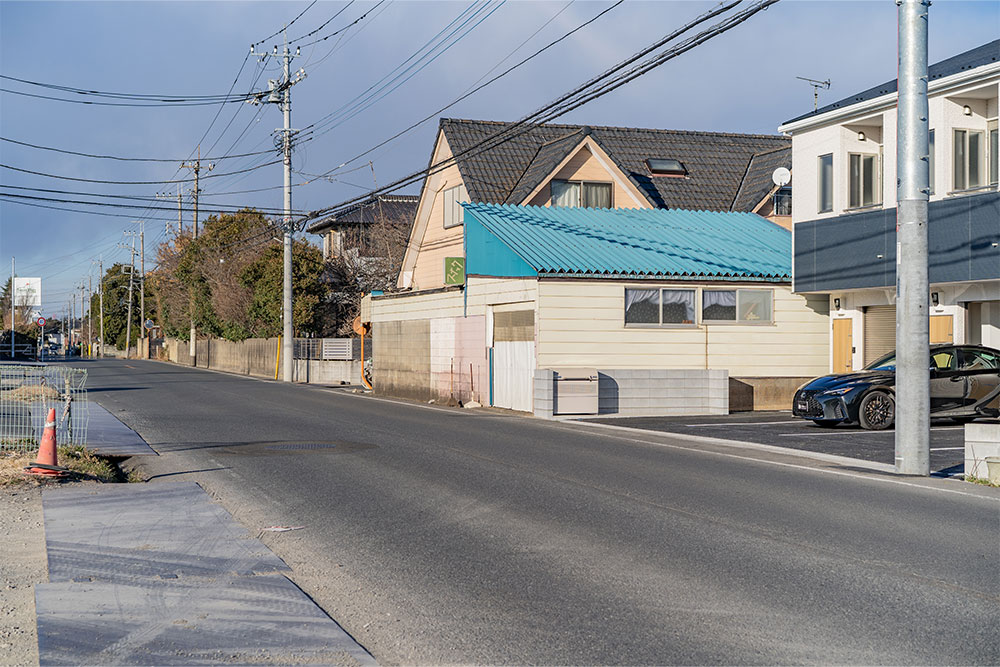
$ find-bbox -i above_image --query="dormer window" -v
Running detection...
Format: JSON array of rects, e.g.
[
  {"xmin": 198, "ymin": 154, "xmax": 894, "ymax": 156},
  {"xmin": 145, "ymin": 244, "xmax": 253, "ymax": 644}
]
[{"xmin": 646, "ymin": 158, "xmax": 688, "ymax": 177}]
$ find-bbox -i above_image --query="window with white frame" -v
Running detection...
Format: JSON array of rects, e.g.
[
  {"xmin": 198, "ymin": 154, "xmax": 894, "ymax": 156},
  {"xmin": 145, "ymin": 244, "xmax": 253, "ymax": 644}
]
[
  {"xmin": 818, "ymin": 154, "xmax": 833, "ymax": 213},
  {"xmin": 702, "ymin": 289, "xmax": 773, "ymax": 323},
  {"xmin": 953, "ymin": 129, "xmax": 985, "ymax": 191},
  {"xmin": 551, "ymin": 179, "xmax": 612, "ymax": 208},
  {"xmin": 442, "ymin": 184, "xmax": 469, "ymax": 228},
  {"xmin": 625, "ymin": 287, "xmax": 772, "ymax": 326},
  {"xmin": 989, "ymin": 120, "xmax": 998, "ymax": 187},
  {"xmin": 848, "ymin": 153, "xmax": 880, "ymax": 208},
  {"xmin": 624, "ymin": 288, "xmax": 696, "ymax": 326}
]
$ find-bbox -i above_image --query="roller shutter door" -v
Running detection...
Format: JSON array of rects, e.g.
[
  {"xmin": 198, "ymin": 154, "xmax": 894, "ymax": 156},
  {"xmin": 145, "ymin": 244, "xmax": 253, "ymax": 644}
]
[{"xmin": 864, "ymin": 305, "xmax": 896, "ymax": 365}]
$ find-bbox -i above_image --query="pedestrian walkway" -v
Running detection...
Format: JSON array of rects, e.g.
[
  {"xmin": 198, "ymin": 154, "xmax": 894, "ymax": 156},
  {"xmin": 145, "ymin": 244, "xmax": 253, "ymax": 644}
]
[
  {"xmin": 35, "ymin": 482, "xmax": 375, "ymax": 665},
  {"xmin": 84, "ymin": 403, "xmax": 158, "ymax": 457}
]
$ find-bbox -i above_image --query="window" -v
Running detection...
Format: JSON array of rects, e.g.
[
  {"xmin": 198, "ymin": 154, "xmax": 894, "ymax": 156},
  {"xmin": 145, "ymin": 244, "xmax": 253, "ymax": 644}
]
[
  {"xmin": 442, "ymin": 184, "xmax": 468, "ymax": 228},
  {"xmin": 959, "ymin": 347, "xmax": 1000, "ymax": 371},
  {"xmin": 848, "ymin": 153, "xmax": 879, "ymax": 208},
  {"xmin": 551, "ymin": 180, "xmax": 612, "ymax": 208},
  {"xmin": 624, "ymin": 288, "xmax": 695, "ymax": 326},
  {"xmin": 953, "ymin": 129, "xmax": 985, "ymax": 191},
  {"xmin": 818, "ymin": 154, "xmax": 833, "ymax": 213},
  {"xmin": 773, "ymin": 186, "xmax": 792, "ymax": 216},
  {"xmin": 928, "ymin": 129, "xmax": 935, "ymax": 195},
  {"xmin": 989, "ymin": 121, "xmax": 998, "ymax": 187},
  {"xmin": 702, "ymin": 289, "xmax": 773, "ymax": 323},
  {"xmin": 646, "ymin": 158, "xmax": 688, "ymax": 177}
]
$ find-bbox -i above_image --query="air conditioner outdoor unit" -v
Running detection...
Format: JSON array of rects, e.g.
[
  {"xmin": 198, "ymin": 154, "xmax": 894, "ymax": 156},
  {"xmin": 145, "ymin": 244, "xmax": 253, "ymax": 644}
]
[{"xmin": 552, "ymin": 367, "xmax": 599, "ymax": 415}]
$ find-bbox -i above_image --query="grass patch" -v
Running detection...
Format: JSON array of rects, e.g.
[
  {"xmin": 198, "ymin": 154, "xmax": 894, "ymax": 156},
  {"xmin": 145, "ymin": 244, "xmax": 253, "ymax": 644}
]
[
  {"xmin": 964, "ymin": 474, "xmax": 1000, "ymax": 488},
  {"xmin": 0, "ymin": 445, "xmax": 128, "ymax": 486}
]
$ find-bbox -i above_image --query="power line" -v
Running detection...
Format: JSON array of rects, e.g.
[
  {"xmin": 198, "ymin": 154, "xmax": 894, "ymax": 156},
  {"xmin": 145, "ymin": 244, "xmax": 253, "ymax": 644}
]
[
  {"xmin": 298, "ymin": 0, "xmax": 623, "ymax": 172},
  {"xmin": 253, "ymin": 0, "xmax": 318, "ymax": 47},
  {"xmin": 0, "ymin": 186, "xmax": 310, "ymax": 215},
  {"xmin": 1, "ymin": 159, "xmax": 282, "ymax": 185},
  {"xmin": 0, "ymin": 74, "xmax": 259, "ymax": 101},
  {"xmin": 294, "ymin": 0, "xmax": 390, "ymax": 48},
  {"xmin": 0, "ymin": 136, "xmax": 275, "ymax": 162},
  {"xmin": 0, "ymin": 87, "xmax": 255, "ymax": 107},
  {"xmin": 289, "ymin": 0, "xmax": 356, "ymax": 44},
  {"xmin": 304, "ymin": 0, "xmax": 775, "ymax": 223}
]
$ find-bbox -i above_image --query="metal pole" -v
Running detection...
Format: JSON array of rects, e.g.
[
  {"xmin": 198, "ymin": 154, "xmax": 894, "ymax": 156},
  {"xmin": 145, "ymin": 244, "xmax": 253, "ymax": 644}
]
[
  {"xmin": 10, "ymin": 257, "xmax": 14, "ymax": 358},
  {"xmin": 895, "ymin": 0, "xmax": 930, "ymax": 475},
  {"xmin": 177, "ymin": 186, "xmax": 183, "ymax": 235},
  {"xmin": 88, "ymin": 274, "xmax": 93, "ymax": 357},
  {"xmin": 124, "ymin": 236, "xmax": 136, "ymax": 360},
  {"xmin": 80, "ymin": 283, "xmax": 86, "ymax": 356},
  {"xmin": 281, "ymin": 29, "xmax": 294, "ymax": 383},
  {"xmin": 98, "ymin": 258, "xmax": 104, "ymax": 358},
  {"xmin": 139, "ymin": 222, "xmax": 145, "ymax": 357}
]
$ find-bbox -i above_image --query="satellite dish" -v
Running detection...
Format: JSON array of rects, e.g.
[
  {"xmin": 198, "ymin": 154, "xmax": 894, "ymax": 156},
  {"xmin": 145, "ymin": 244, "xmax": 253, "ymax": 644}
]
[{"xmin": 772, "ymin": 167, "xmax": 791, "ymax": 187}]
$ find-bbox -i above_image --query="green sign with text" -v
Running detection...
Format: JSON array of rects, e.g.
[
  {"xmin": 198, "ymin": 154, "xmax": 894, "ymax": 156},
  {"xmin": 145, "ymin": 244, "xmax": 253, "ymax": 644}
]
[{"xmin": 444, "ymin": 257, "xmax": 465, "ymax": 285}]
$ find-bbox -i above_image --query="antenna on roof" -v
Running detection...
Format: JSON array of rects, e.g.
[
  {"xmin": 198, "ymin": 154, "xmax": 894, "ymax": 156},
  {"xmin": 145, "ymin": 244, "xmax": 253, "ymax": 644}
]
[{"xmin": 796, "ymin": 76, "xmax": 831, "ymax": 111}]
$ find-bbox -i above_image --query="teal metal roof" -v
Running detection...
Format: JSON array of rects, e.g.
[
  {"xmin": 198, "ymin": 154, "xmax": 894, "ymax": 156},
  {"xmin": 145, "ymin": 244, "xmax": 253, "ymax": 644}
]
[{"xmin": 463, "ymin": 203, "xmax": 791, "ymax": 281}]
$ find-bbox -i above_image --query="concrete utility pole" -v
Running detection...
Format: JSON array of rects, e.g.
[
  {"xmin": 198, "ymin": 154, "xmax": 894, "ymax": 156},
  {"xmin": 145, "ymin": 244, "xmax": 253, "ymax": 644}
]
[
  {"xmin": 181, "ymin": 150, "xmax": 212, "ymax": 361},
  {"xmin": 252, "ymin": 29, "xmax": 306, "ymax": 383},
  {"xmin": 9, "ymin": 257, "xmax": 14, "ymax": 358},
  {"xmin": 87, "ymin": 274, "xmax": 93, "ymax": 356},
  {"xmin": 123, "ymin": 232, "xmax": 137, "ymax": 360},
  {"xmin": 895, "ymin": 0, "xmax": 931, "ymax": 475},
  {"xmin": 98, "ymin": 258, "xmax": 104, "ymax": 358}
]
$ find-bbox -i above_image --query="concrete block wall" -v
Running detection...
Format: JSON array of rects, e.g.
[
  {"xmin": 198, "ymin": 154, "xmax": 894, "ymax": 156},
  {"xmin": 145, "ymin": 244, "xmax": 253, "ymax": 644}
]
[
  {"xmin": 964, "ymin": 423, "xmax": 1000, "ymax": 480},
  {"xmin": 372, "ymin": 320, "xmax": 431, "ymax": 401},
  {"xmin": 534, "ymin": 369, "xmax": 728, "ymax": 418},
  {"xmin": 293, "ymin": 359, "xmax": 362, "ymax": 385}
]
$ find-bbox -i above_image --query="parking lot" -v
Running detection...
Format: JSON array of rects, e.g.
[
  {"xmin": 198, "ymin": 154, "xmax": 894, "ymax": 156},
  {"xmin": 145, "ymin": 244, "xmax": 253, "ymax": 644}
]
[{"xmin": 588, "ymin": 411, "xmax": 994, "ymax": 476}]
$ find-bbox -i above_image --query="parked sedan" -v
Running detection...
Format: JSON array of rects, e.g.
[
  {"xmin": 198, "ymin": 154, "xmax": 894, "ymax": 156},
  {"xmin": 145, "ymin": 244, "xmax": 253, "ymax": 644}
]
[{"xmin": 792, "ymin": 344, "xmax": 1000, "ymax": 430}]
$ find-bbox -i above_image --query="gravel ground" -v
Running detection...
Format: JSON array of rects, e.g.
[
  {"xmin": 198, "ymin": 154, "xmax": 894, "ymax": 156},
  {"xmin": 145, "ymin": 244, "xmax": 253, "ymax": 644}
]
[{"xmin": 0, "ymin": 485, "xmax": 46, "ymax": 667}]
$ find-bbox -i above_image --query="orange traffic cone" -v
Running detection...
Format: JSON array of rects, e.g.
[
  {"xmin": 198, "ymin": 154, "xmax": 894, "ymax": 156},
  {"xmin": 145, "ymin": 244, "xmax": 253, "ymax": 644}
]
[{"xmin": 25, "ymin": 408, "xmax": 68, "ymax": 477}]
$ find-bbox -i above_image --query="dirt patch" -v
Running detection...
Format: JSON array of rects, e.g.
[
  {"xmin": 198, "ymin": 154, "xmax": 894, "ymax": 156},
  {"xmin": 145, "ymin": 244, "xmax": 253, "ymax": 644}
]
[
  {"xmin": 0, "ymin": 486, "xmax": 46, "ymax": 667},
  {"xmin": 1, "ymin": 385, "xmax": 61, "ymax": 402},
  {"xmin": 1, "ymin": 447, "xmax": 124, "ymax": 487}
]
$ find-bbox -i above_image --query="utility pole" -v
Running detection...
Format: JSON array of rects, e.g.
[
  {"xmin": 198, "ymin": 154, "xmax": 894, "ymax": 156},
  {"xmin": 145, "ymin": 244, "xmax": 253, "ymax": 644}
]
[
  {"xmin": 181, "ymin": 150, "xmax": 212, "ymax": 361},
  {"xmin": 87, "ymin": 273, "xmax": 93, "ymax": 357},
  {"xmin": 895, "ymin": 0, "xmax": 931, "ymax": 475},
  {"xmin": 122, "ymin": 232, "xmax": 138, "ymax": 359},
  {"xmin": 156, "ymin": 187, "xmax": 183, "ymax": 236},
  {"xmin": 252, "ymin": 29, "xmax": 306, "ymax": 383},
  {"xmin": 79, "ymin": 282, "xmax": 87, "ymax": 357},
  {"xmin": 94, "ymin": 258, "xmax": 104, "ymax": 358},
  {"xmin": 131, "ymin": 220, "xmax": 146, "ymax": 358},
  {"xmin": 9, "ymin": 257, "xmax": 14, "ymax": 358}
]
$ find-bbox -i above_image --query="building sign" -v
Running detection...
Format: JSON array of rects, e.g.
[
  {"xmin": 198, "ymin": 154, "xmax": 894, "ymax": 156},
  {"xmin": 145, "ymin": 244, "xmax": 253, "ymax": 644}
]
[
  {"xmin": 444, "ymin": 257, "xmax": 465, "ymax": 285},
  {"xmin": 13, "ymin": 277, "xmax": 42, "ymax": 307}
]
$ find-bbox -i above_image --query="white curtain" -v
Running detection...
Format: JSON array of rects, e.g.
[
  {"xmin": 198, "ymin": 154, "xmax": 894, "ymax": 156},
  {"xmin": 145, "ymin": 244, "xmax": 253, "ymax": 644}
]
[
  {"xmin": 551, "ymin": 180, "xmax": 580, "ymax": 207},
  {"xmin": 702, "ymin": 290, "xmax": 736, "ymax": 320},
  {"xmin": 583, "ymin": 183, "xmax": 612, "ymax": 209},
  {"xmin": 625, "ymin": 289, "xmax": 659, "ymax": 324},
  {"xmin": 661, "ymin": 289, "xmax": 695, "ymax": 324}
]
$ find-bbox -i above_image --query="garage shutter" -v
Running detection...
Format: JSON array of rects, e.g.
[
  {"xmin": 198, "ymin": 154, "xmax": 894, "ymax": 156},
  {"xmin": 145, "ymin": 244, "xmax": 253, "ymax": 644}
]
[{"xmin": 864, "ymin": 305, "xmax": 896, "ymax": 365}]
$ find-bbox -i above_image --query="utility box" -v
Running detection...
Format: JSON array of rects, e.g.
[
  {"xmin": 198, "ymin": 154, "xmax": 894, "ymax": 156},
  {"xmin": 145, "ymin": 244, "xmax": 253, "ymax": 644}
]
[{"xmin": 552, "ymin": 368, "xmax": 599, "ymax": 415}]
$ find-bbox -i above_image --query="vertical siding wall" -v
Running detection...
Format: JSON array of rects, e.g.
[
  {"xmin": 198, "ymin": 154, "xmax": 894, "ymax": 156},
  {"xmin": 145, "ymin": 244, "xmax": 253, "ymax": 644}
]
[
  {"xmin": 536, "ymin": 280, "xmax": 830, "ymax": 376},
  {"xmin": 371, "ymin": 278, "xmax": 539, "ymax": 403}
]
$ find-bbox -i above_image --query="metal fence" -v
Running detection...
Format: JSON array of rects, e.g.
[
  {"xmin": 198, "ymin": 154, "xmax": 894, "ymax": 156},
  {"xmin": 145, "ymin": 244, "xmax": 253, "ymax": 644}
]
[
  {"xmin": 293, "ymin": 338, "xmax": 354, "ymax": 361},
  {"xmin": 0, "ymin": 364, "xmax": 88, "ymax": 452}
]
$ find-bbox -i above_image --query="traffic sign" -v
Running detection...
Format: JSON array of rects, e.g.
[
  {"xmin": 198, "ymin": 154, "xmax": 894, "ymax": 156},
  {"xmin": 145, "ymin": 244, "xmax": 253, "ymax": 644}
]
[
  {"xmin": 36, "ymin": 317, "xmax": 46, "ymax": 327},
  {"xmin": 143, "ymin": 319, "xmax": 155, "ymax": 330}
]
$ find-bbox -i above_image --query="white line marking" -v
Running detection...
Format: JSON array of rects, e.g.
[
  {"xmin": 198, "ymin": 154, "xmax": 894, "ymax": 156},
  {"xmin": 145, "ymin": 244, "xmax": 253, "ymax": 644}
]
[
  {"xmin": 559, "ymin": 421, "xmax": 998, "ymax": 501},
  {"xmin": 686, "ymin": 420, "xmax": 801, "ymax": 427},
  {"xmin": 930, "ymin": 447, "xmax": 966, "ymax": 451},
  {"xmin": 778, "ymin": 426, "xmax": 965, "ymax": 437}
]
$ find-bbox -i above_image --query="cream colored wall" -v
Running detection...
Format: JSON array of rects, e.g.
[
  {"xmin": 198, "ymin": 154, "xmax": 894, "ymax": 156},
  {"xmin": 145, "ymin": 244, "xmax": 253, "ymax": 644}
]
[
  {"xmin": 788, "ymin": 74, "xmax": 999, "ymax": 224},
  {"xmin": 525, "ymin": 145, "xmax": 647, "ymax": 209},
  {"xmin": 406, "ymin": 133, "xmax": 467, "ymax": 291},
  {"xmin": 535, "ymin": 280, "xmax": 830, "ymax": 376},
  {"xmin": 372, "ymin": 277, "xmax": 538, "ymax": 323}
]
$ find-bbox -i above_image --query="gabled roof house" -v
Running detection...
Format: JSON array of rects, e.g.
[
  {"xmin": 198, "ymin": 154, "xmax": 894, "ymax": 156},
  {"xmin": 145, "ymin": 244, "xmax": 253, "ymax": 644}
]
[{"xmin": 399, "ymin": 118, "xmax": 792, "ymax": 291}]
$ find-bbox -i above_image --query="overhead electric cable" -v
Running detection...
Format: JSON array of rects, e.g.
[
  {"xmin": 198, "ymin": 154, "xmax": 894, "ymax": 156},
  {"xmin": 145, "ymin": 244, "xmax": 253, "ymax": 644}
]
[
  {"xmin": 289, "ymin": 0, "xmax": 356, "ymax": 43},
  {"xmin": 1, "ymin": 159, "xmax": 282, "ymax": 185},
  {"xmin": 253, "ymin": 0, "xmax": 318, "ymax": 46},
  {"xmin": 0, "ymin": 136, "xmax": 273, "ymax": 162}
]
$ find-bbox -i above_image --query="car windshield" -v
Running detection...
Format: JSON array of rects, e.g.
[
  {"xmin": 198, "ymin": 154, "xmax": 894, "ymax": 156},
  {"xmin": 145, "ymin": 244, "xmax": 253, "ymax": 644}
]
[{"xmin": 864, "ymin": 353, "xmax": 895, "ymax": 371}]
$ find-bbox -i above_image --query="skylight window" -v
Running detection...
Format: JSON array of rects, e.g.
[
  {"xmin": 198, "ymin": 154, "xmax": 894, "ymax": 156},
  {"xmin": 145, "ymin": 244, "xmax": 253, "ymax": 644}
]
[{"xmin": 646, "ymin": 158, "xmax": 688, "ymax": 177}]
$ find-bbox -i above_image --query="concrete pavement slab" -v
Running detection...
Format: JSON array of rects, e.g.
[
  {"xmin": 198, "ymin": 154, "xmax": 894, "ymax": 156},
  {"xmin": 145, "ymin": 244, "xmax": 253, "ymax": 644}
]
[
  {"xmin": 84, "ymin": 403, "xmax": 157, "ymax": 457},
  {"xmin": 43, "ymin": 482, "xmax": 287, "ymax": 583},
  {"xmin": 37, "ymin": 481, "xmax": 374, "ymax": 665},
  {"xmin": 35, "ymin": 574, "xmax": 375, "ymax": 666}
]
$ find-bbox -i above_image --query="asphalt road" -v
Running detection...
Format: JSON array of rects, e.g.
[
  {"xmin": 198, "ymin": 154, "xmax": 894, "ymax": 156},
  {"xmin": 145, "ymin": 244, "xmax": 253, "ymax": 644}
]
[
  {"xmin": 590, "ymin": 411, "xmax": 981, "ymax": 475},
  {"xmin": 75, "ymin": 359, "xmax": 999, "ymax": 665}
]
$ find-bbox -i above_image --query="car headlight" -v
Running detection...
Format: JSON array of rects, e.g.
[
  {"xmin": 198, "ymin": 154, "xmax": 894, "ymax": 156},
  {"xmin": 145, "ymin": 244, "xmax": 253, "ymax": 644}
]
[{"xmin": 823, "ymin": 386, "xmax": 856, "ymax": 396}]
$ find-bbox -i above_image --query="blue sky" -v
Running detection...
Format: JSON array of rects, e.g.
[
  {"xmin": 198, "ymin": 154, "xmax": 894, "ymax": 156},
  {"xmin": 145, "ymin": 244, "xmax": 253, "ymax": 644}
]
[{"xmin": 1, "ymin": 0, "xmax": 997, "ymax": 317}]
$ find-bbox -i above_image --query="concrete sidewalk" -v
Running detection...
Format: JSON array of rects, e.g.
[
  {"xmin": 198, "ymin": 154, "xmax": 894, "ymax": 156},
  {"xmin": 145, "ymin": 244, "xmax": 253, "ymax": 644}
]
[{"xmin": 36, "ymin": 482, "xmax": 375, "ymax": 665}]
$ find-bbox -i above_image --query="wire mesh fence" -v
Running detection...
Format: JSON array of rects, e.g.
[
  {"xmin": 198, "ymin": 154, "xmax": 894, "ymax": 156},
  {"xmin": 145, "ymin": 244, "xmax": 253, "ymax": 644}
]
[{"xmin": 0, "ymin": 364, "xmax": 88, "ymax": 452}]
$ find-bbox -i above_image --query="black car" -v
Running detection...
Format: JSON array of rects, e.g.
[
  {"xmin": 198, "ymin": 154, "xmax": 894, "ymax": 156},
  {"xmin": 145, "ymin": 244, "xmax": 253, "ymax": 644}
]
[{"xmin": 792, "ymin": 344, "xmax": 1000, "ymax": 430}]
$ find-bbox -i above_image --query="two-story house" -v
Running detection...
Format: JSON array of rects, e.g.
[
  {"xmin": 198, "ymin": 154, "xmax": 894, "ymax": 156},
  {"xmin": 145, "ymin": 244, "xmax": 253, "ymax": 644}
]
[
  {"xmin": 366, "ymin": 118, "xmax": 831, "ymax": 413},
  {"xmin": 779, "ymin": 39, "xmax": 999, "ymax": 373}
]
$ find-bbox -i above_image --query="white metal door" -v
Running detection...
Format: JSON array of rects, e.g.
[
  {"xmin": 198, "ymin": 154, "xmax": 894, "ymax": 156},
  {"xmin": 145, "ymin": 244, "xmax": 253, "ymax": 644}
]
[{"xmin": 492, "ymin": 308, "xmax": 535, "ymax": 412}]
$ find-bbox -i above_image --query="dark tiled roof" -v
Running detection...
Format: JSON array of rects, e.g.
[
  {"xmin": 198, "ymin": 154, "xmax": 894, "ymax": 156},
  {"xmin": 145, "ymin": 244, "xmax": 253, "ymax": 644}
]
[
  {"xmin": 730, "ymin": 145, "xmax": 790, "ymax": 212},
  {"xmin": 441, "ymin": 119, "xmax": 790, "ymax": 212},
  {"xmin": 782, "ymin": 39, "xmax": 1000, "ymax": 126},
  {"xmin": 308, "ymin": 195, "xmax": 418, "ymax": 234}
]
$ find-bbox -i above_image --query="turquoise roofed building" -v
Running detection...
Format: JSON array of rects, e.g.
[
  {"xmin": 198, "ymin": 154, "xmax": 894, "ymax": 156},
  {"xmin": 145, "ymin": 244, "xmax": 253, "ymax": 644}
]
[{"xmin": 369, "ymin": 204, "xmax": 829, "ymax": 417}]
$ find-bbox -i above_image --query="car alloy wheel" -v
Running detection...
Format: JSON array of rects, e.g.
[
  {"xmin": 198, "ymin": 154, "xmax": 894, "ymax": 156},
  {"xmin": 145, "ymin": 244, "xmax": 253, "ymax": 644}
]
[{"xmin": 859, "ymin": 391, "xmax": 894, "ymax": 430}]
